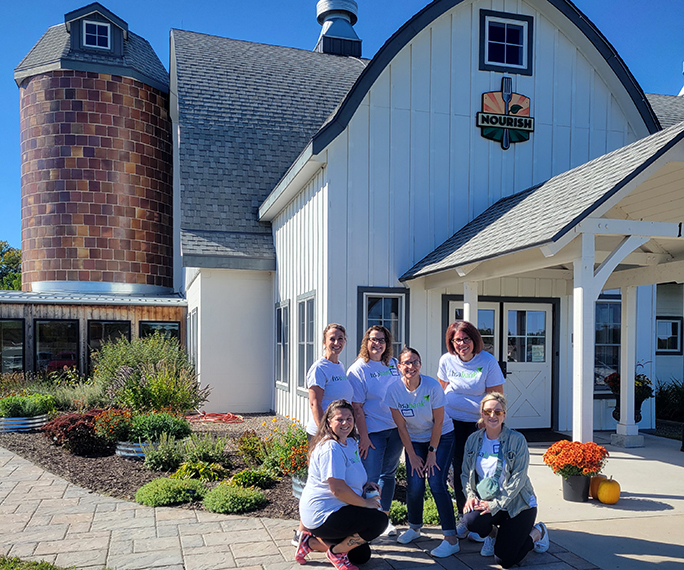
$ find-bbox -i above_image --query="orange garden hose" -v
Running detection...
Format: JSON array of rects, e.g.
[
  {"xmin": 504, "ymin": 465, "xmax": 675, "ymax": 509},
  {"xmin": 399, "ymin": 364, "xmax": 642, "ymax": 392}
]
[{"xmin": 185, "ymin": 412, "xmax": 244, "ymax": 423}]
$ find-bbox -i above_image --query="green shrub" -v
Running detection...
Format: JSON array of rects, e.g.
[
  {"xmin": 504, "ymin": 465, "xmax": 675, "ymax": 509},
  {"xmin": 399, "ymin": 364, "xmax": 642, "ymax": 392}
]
[
  {"xmin": 203, "ymin": 484, "xmax": 267, "ymax": 514},
  {"xmin": 41, "ymin": 411, "xmax": 112, "ymax": 456},
  {"xmin": 236, "ymin": 429, "xmax": 265, "ymax": 468},
  {"xmin": 395, "ymin": 462, "xmax": 407, "ymax": 482},
  {"xmin": 93, "ymin": 333, "xmax": 210, "ymax": 413},
  {"xmin": 182, "ymin": 433, "xmax": 230, "ymax": 467},
  {"xmin": 143, "ymin": 433, "xmax": 183, "ymax": 471},
  {"xmin": 389, "ymin": 500, "xmax": 407, "ymax": 525},
  {"xmin": 0, "ymin": 394, "xmax": 56, "ymax": 418},
  {"xmin": 422, "ymin": 496, "xmax": 440, "ymax": 525},
  {"xmin": 229, "ymin": 469, "xmax": 274, "ymax": 489},
  {"xmin": 135, "ymin": 477, "xmax": 207, "ymax": 507},
  {"xmin": 656, "ymin": 378, "xmax": 684, "ymax": 422},
  {"xmin": 171, "ymin": 461, "xmax": 228, "ymax": 482},
  {"xmin": 129, "ymin": 412, "xmax": 191, "ymax": 442}
]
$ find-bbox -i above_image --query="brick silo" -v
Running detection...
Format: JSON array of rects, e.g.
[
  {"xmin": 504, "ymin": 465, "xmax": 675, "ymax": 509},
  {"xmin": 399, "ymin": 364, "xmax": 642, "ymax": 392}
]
[{"xmin": 15, "ymin": 4, "xmax": 173, "ymax": 294}]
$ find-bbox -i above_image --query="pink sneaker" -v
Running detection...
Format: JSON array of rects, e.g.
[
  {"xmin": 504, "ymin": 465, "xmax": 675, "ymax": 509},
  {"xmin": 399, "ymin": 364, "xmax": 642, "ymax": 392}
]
[
  {"xmin": 325, "ymin": 548, "xmax": 359, "ymax": 570},
  {"xmin": 295, "ymin": 531, "xmax": 313, "ymax": 564}
]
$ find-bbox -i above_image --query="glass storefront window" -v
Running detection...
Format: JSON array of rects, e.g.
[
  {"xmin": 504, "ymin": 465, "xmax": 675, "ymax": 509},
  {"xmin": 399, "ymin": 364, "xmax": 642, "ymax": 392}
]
[
  {"xmin": 35, "ymin": 320, "xmax": 79, "ymax": 373},
  {"xmin": 1, "ymin": 320, "xmax": 24, "ymax": 373}
]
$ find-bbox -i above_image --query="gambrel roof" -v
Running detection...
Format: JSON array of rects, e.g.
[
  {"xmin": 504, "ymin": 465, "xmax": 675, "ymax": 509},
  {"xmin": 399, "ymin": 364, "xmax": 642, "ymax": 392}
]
[{"xmin": 172, "ymin": 30, "xmax": 366, "ymax": 267}]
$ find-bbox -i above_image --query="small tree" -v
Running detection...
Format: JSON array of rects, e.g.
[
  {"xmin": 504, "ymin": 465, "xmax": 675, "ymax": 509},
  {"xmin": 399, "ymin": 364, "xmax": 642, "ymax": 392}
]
[{"xmin": 0, "ymin": 241, "xmax": 21, "ymax": 290}]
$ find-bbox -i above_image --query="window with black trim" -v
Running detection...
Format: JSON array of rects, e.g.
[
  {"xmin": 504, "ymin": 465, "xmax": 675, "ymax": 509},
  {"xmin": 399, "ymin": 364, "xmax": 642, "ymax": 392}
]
[
  {"xmin": 83, "ymin": 20, "xmax": 110, "ymax": 49},
  {"xmin": 595, "ymin": 300, "xmax": 621, "ymax": 391},
  {"xmin": 276, "ymin": 302, "xmax": 290, "ymax": 387},
  {"xmin": 1, "ymin": 319, "xmax": 24, "ymax": 373},
  {"xmin": 480, "ymin": 10, "xmax": 533, "ymax": 76},
  {"xmin": 362, "ymin": 290, "xmax": 407, "ymax": 358},
  {"xmin": 297, "ymin": 295, "xmax": 315, "ymax": 390},
  {"xmin": 140, "ymin": 321, "xmax": 180, "ymax": 340},
  {"xmin": 656, "ymin": 317, "xmax": 683, "ymax": 355},
  {"xmin": 35, "ymin": 320, "xmax": 79, "ymax": 373},
  {"xmin": 88, "ymin": 320, "xmax": 131, "ymax": 374}
]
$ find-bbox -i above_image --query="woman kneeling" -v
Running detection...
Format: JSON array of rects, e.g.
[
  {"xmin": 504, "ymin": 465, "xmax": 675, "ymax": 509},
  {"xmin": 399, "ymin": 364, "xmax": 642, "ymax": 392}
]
[
  {"xmin": 297, "ymin": 399, "xmax": 388, "ymax": 570},
  {"xmin": 460, "ymin": 393, "xmax": 549, "ymax": 568}
]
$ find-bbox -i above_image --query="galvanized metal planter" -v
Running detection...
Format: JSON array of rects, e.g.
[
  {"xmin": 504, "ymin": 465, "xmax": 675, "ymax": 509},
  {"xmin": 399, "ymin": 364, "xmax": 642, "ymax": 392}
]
[
  {"xmin": 115, "ymin": 441, "xmax": 158, "ymax": 460},
  {"xmin": 291, "ymin": 474, "xmax": 306, "ymax": 499},
  {"xmin": 0, "ymin": 414, "xmax": 49, "ymax": 432}
]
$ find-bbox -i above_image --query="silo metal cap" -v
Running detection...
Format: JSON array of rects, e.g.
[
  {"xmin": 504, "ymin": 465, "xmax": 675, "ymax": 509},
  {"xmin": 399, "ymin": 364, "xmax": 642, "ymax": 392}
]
[{"xmin": 316, "ymin": 0, "xmax": 359, "ymax": 26}]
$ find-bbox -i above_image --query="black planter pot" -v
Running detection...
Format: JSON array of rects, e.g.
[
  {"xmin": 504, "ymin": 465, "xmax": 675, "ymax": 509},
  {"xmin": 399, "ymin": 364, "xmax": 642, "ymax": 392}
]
[
  {"xmin": 612, "ymin": 399, "xmax": 645, "ymax": 423},
  {"xmin": 562, "ymin": 475, "xmax": 590, "ymax": 502}
]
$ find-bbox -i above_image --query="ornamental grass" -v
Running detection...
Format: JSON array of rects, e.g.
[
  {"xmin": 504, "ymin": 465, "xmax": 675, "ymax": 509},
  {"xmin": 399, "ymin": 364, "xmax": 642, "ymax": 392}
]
[{"xmin": 542, "ymin": 440, "xmax": 609, "ymax": 478}]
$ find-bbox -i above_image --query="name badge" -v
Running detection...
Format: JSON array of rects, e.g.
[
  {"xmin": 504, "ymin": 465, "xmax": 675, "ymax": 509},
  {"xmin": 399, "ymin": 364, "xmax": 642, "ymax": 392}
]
[
  {"xmin": 401, "ymin": 409, "xmax": 415, "ymax": 417},
  {"xmin": 390, "ymin": 366, "xmax": 400, "ymax": 377}
]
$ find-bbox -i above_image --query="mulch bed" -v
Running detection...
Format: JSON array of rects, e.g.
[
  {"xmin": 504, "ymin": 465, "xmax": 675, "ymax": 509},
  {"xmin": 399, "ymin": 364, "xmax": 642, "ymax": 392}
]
[{"xmin": 0, "ymin": 413, "xmax": 299, "ymax": 520}]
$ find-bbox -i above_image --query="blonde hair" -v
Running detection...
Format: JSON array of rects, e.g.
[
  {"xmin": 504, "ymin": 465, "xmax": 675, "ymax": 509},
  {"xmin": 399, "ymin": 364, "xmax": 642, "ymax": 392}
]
[{"xmin": 477, "ymin": 392, "xmax": 507, "ymax": 428}]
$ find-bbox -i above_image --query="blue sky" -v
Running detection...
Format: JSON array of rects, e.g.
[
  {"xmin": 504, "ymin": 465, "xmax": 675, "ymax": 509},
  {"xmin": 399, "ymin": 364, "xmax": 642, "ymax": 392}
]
[{"xmin": 1, "ymin": 0, "xmax": 682, "ymax": 249}]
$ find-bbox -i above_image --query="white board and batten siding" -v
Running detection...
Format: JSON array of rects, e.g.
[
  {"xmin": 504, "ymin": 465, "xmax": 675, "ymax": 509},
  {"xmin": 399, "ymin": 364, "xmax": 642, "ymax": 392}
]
[
  {"xmin": 322, "ymin": 0, "xmax": 646, "ymax": 344},
  {"xmin": 272, "ymin": 168, "xmax": 329, "ymax": 424}
]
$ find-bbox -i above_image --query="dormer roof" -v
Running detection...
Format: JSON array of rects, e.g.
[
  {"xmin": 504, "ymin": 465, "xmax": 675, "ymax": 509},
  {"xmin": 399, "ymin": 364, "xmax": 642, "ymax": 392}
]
[{"xmin": 64, "ymin": 2, "xmax": 128, "ymax": 39}]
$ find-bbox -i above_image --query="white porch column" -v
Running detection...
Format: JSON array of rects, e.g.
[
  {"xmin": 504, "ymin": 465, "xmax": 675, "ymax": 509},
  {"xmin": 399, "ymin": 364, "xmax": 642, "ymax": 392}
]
[
  {"xmin": 572, "ymin": 234, "xmax": 596, "ymax": 443},
  {"xmin": 463, "ymin": 281, "xmax": 479, "ymax": 326},
  {"xmin": 612, "ymin": 285, "xmax": 644, "ymax": 447}
]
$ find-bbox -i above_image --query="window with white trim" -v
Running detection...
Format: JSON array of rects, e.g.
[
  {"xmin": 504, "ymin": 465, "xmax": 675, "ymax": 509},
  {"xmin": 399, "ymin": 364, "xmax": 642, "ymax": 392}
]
[
  {"xmin": 363, "ymin": 291, "xmax": 406, "ymax": 358},
  {"xmin": 83, "ymin": 20, "xmax": 110, "ymax": 49},
  {"xmin": 276, "ymin": 302, "xmax": 290, "ymax": 386},
  {"xmin": 187, "ymin": 309, "xmax": 198, "ymax": 367},
  {"xmin": 297, "ymin": 296, "xmax": 315, "ymax": 389},
  {"xmin": 480, "ymin": 10, "xmax": 533, "ymax": 75},
  {"xmin": 656, "ymin": 317, "xmax": 683, "ymax": 355}
]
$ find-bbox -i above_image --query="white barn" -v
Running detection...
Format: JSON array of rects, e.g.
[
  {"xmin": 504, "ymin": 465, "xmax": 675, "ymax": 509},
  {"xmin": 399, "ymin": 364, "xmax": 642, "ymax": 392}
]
[{"xmin": 172, "ymin": 0, "xmax": 684, "ymax": 444}]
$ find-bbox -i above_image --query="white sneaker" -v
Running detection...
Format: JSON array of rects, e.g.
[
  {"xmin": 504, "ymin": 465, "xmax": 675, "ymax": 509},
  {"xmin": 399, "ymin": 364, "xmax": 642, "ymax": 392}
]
[
  {"xmin": 480, "ymin": 535, "xmax": 496, "ymax": 557},
  {"xmin": 382, "ymin": 522, "xmax": 397, "ymax": 536},
  {"xmin": 468, "ymin": 532, "xmax": 485, "ymax": 542},
  {"xmin": 291, "ymin": 529, "xmax": 301, "ymax": 547},
  {"xmin": 430, "ymin": 539, "xmax": 460, "ymax": 557},
  {"xmin": 533, "ymin": 522, "xmax": 549, "ymax": 553},
  {"xmin": 396, "ymin": 527, "xmax": 422, "ymax": 544},
  {"xmin": 456, "ymin": 520, "xmax": 469, "ymax": 539}
]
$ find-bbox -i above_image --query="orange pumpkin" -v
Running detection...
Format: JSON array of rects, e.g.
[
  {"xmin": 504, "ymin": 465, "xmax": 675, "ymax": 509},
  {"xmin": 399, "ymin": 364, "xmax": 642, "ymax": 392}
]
[
  {"xmin": 590, "ymin": 475, "xmax": 607, "ymax": 499},
  {"xmin": 597, "ymin": 477, "xmax": 621, "ymax": 504}
]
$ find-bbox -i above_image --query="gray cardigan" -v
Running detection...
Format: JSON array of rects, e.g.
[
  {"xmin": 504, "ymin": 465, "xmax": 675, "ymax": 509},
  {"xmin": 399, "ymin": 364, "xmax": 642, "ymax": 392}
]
[{"xmin": 460, "ymin": 425, "xmax": 536, "ymax": 518}]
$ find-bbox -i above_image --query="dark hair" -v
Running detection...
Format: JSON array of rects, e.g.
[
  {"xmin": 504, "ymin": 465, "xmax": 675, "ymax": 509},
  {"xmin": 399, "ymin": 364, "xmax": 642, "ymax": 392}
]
[
  {"xmin": 445, "ymin": 321, "xmax": 484, "ymax": 355},
  {"xmin": 358, "ymin": 325, "xmax": 393, "ymax": 365},
  {"xmin": 398, "ymin": 346, "xmax": 421, "ymax": 363},
  {"xmin": 309, "ymin": 399, "xmax": 358, "ymax": 457}
]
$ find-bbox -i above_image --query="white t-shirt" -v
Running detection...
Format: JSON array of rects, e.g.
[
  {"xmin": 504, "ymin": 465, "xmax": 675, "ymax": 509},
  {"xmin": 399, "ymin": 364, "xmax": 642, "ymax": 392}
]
[
  {"xmin": 383, "ymin": 375, "xmax": 454, "ymax": 443},
  {"xmin": 299, "ymin": 438, "xmax": 367, "ymax": 529},
  {"xmin": 438, "ymin": 351, "xmax": 505, "ymax": 422},
  {"xmin": 306, "ymin": 358, "xmax": 353, "ymax": 435},
  {"xmin": 347, "ymin": 357, "xmax": 400, "ymax": 433}
]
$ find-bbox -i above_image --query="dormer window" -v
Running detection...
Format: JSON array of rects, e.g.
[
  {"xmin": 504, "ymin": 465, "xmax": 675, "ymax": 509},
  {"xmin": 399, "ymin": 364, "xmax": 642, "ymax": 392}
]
[
  {"xmin": 83, "ymin": 20, "xmax": 110, "ymax": 49},
  {"xmin": 480, "ymin": 10, "xmax": 533, "ymax": 76}
]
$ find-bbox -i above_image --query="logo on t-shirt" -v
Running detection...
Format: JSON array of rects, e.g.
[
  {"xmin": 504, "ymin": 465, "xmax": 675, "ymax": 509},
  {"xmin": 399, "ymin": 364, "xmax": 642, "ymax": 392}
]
[
  {"xmin": 448, "ymin": 370, "xmax": 480, "ymax": 379},
  {"xmin": 331, "ymin": 374, "xmax": 348, "ymax": 382},
  {"xmin": 369, "ymin": 369, "xmax": 393, "ymax": 379}
]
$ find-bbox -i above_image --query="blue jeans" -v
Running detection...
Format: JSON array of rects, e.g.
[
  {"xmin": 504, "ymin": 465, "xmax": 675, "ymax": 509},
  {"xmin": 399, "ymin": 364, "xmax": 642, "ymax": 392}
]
[
  {"xmin": 406, "ymin": 430, "xmax": 456, "ymax": 535},
  {"xmin": 361, "ymin": 428, "xmax": 403, "ymax": 512}
]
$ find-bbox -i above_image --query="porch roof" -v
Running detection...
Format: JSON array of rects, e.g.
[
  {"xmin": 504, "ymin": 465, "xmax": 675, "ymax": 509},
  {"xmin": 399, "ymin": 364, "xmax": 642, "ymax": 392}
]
[{"xmin": 400, "ymin": 121, "xmax": 684, "ymax": 282}]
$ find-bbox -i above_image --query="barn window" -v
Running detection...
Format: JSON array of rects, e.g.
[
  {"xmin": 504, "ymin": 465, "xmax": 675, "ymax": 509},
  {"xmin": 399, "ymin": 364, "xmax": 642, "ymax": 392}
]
[
  {"xmin": 359, "ymin": 288, "xmax": 408, "ymax": 359},
  {"xmin": 276, "ymin": 302, "xmax": 290, "ymax": 388},
  {"xmin": 35, "ymin": 320, "xmax": 79, "ymax": 373},
  {"xmin": 480, "ymin": 10, "xmax": 533, "ymax": 76},
  {"xmin": 297, "ymin": 294, "xmax": 315, "ymax": 390},
  {"xmin": 83, "ymin": 20, "xmax": 111, "ymax": 49}
]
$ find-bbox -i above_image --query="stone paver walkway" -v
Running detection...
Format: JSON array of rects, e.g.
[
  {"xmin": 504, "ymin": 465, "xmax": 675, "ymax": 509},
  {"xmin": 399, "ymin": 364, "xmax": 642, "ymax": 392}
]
[{"xmin": 0, "ymin": 445, "xmax": 599, "ymax": 570}]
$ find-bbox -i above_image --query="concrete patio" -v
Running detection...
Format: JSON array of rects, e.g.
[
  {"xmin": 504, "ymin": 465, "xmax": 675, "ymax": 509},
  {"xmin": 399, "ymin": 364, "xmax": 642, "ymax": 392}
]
[{"xmin": 0, "ymin": 432, "xmax": 682, "ymax": 570}]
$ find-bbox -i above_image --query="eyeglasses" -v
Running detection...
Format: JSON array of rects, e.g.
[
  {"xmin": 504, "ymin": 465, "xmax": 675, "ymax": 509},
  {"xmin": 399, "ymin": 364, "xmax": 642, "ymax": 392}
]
[
  {"xmin": 400, "ymin": 360, "xmax": 421, "ymax": 367},
  {"xmin": 369, "ymin": 337, "xmax": 386, "ymax": 344},
  {"xmin": 453, "ymin": 337, "xmax": 472, "ymax": 345},
  {"xmin": 482, "ymin": 409, "xmax": 504, "ymax": 417}
]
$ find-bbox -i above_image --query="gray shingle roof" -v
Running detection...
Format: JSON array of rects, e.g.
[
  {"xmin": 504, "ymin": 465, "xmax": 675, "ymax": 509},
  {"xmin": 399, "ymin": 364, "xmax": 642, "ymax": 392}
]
[
  {"xmin": 400, "ymin": 120, "xmax": 684, "ymax": 282},
  {"xmin": 14, "ymin": 23, "xmax": 168, "ymax": 92},
  {"xmin": 172, "ymin": 29, "xmax": 366, "ymax": 263},
  {"xmin": 646, "ymin": 93, "xmax": 684, "ymax": 129},
  {"xmin": 180, "ymin": 229, "xmax": 276, "ymax": 270}
]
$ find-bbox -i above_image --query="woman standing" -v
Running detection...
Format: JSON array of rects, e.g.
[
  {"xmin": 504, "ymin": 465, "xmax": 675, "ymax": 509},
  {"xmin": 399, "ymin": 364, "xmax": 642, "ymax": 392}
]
[
  {"xmin": 460, "ymin": 393, "xmax": 549, "ymax": 565},
  {"xmin": 296, "ymin": 400, "xmax": 389, "ymax": 569},
  {"xmin": 438, "ymin": 320, "xmax": 504, "ymax": 521},
  {"xmin": 347, "ymin": 325, "xmax": 402, "ymax": 535},
  {"xmin": 306, "ymin": 324, "xmax": 353, "ymax": 437},
  {"xmin": 384, "ymin": 347, "xmax": 460, "ymax": 558}
]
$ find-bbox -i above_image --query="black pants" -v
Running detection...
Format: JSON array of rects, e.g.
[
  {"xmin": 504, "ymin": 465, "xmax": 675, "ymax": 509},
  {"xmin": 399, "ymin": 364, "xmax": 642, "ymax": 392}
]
[
  {"xmin": 311, "ymin": 505, "xmax": 388, "ymax": 564},
  {"xmin": 463, "ymin": 507, "xmax": 537, "ymax": 568},
  {"xmin": 452, "ymin": 419, "xmax": 479, "ymax": 513}
]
